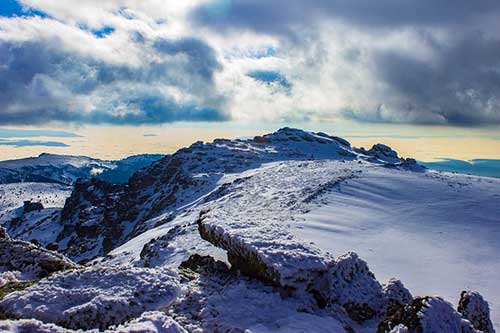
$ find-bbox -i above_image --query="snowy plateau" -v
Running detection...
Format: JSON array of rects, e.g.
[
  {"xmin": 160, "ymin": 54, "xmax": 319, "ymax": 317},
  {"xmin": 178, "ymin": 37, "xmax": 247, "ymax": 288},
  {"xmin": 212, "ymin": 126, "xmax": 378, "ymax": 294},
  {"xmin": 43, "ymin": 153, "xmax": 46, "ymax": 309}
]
[{"xmin": 0, "ymin": 128, "xmax": 499, "ymax": 333}]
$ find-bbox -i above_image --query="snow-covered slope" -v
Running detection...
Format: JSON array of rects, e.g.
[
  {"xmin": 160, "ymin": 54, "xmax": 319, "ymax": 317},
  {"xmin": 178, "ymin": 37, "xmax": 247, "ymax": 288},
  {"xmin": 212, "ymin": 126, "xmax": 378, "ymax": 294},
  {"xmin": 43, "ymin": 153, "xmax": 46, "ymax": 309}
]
[{"xmin": 1, "ymin": 128, "xmax": 498, "ymax": 332}]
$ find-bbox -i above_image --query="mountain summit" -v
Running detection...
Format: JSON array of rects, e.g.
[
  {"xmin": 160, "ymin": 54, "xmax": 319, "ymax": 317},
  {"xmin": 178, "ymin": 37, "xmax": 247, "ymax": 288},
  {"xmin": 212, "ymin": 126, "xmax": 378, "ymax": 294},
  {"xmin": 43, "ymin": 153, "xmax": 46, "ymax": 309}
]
[{"xmin": 0, "ymin": 128, "xmax": 498, "ymax": 332}]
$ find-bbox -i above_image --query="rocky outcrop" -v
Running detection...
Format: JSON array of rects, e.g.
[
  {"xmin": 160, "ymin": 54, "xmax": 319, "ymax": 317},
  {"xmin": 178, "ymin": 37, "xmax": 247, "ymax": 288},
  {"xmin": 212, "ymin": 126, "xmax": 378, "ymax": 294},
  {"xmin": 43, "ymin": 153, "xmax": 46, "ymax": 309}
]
[
  {"xmin": 0, "ymin": 266, "xmax": 180, "ymax": 330},
  {"xmin": 458, "ymin": 291, "xmax": 495, "ymax": 333},
  {"xmin": 383, "ymin": 279, "xmax": 413, "ymax": 309},
  {"xmin": 378, "ymin": 296, "xmax": 480, "ymax": 333},
  {"xmin": 57, "ymin": 178, "xmax": 128, "ymax": 261},
  {"xmin": 198, "ymin": 210, "xmax": 385, "ymax": 322},
  {"xmin": 0, "ymin": 227, "xmax": 77, "ymax": 279}
]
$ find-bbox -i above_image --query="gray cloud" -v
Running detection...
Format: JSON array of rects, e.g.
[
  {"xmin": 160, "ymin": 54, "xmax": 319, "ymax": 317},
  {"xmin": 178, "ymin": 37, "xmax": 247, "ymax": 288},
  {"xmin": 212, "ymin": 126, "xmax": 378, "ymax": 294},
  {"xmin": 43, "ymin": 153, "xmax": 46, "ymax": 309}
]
[
  {"xmin": 193, "ymin": 0, "xmax": 500, "ymax": 126},
  {"xmin": 366, "ymin": 32, "xmax": 500, "ymax": 125},
  {"xmin": 0, "ymin": 139, "xmax": 70, "ymax": 147},
  {"xmin": 0, "ymin": 35, "xmax": 227, "ymax": 125},
  {"xmin": 192, "ymin": 0, "xmax": 499, "ymax": 37}
]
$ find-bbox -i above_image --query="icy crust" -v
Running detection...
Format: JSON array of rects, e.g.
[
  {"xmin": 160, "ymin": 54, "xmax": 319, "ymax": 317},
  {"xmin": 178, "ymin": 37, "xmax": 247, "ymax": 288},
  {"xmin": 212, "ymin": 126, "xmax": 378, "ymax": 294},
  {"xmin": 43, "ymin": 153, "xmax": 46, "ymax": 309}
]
[
  {"xmin": 0, "ymin": 266, "xmax": 180, "ymax": 330},
  {"xmin": 458, "ymin": 291, "xmax": 495, "ymax": 333},
  {"xmin": 0, "ymin": 311, "xmax": 187, "ymax": 333},
  {"xmin": 0, "ymin": 227, "xmax": 77, "ymax": 279}
]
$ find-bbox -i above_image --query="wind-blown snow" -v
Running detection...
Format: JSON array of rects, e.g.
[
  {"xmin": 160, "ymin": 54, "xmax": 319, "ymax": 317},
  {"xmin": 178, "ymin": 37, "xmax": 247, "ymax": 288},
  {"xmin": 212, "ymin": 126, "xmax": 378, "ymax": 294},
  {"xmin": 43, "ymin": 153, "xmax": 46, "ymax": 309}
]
[{"xmin": 290, "ymin": 167, "xmax": 500, "ymax": 326}]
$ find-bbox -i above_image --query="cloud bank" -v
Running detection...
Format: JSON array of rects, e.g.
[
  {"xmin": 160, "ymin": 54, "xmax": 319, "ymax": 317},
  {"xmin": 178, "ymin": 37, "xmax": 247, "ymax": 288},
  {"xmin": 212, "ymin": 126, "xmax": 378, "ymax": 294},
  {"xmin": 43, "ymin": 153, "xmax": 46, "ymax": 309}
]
[{"xmin": 0, "ymin": 0, "xmax": 499, "ymax": 126}]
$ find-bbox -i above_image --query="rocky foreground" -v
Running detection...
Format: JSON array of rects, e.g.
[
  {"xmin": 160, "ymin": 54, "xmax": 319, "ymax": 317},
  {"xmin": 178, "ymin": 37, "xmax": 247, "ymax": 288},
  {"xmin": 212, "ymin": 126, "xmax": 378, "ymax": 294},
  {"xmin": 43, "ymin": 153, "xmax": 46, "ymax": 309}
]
[{"xmin": 0, "ymin": 128, "xmax": 498, "ymax": 332}]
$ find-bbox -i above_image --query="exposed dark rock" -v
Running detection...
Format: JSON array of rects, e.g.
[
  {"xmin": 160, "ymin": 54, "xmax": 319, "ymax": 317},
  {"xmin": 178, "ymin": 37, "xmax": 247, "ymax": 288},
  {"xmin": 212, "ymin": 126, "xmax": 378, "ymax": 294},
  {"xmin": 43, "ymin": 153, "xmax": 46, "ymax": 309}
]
[
  {"xmin": 0, "ymin": 227, "xmax": 8, "ymax": 240},
  {"xmin": 458, "ymin": 291, "xmax": 495, "ymax": 333},
  {"xmin": 343, "ymin": 301, "xmax": 377, "ymax": 323},
  {"xmin": 179, "ymin": 254, "xmax": 230, "ymax": 274},
  {"xmin": 23, "ymin": 200, "xmax": 44, "ymax": 213}
]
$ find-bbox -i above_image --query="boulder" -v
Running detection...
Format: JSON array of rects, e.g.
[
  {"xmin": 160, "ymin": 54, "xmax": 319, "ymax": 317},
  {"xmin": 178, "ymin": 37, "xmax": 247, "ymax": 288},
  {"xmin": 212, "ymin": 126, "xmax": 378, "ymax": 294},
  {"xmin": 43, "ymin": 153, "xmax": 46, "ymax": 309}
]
[{"xmin": 0, "ymin": 230, "xmax": 77, "ymax": 279}]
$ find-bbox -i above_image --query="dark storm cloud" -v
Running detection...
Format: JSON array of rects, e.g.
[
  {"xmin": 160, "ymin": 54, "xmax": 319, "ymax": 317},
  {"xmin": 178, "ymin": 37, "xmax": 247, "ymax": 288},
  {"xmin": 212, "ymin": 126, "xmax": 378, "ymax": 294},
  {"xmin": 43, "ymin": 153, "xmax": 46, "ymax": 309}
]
[
  {"xmin": 153, "ymin": 38, "xmax": 222, "ymax": 81},
  {"xmin": 0, "ymin": 36, "xmax": 227, "ymax": 125},
  {"xmin": 369, "ymin": 32, "xmax": 500, "ymax": 125},
  {"xmin": 192, "ymin": 0, "xmax": 500, "ymax": 126}
]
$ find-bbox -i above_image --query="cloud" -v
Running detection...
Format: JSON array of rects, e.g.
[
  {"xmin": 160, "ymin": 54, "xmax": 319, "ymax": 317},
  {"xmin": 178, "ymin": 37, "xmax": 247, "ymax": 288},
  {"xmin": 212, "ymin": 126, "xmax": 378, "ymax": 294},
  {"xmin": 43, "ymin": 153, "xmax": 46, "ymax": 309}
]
[
  {"xmin": 0, "ymin": 139, "xmax": 70, "ymax": 147},
  {"xmin": 1, "ymin": 0, "xmax": 500, "ymax": 127},
  {"xmin": 0, "ymin": 17, "xmax": 228, "ymax": 125},
  {"xmin": 0, "ymin": 128, "xmax": 81, "ymax": 138},
  {"xmin": 191, "ymin": 0, "xmax": 500, "ymax": 126}
]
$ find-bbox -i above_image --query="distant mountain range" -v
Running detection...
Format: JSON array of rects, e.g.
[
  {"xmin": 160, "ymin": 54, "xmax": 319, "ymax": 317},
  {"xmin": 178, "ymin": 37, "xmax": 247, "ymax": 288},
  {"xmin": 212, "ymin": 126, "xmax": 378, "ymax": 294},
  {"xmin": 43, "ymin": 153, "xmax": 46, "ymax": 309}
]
[{"xmin": 0, "ymin": 153, "xmax": 164, "ymax": 185}]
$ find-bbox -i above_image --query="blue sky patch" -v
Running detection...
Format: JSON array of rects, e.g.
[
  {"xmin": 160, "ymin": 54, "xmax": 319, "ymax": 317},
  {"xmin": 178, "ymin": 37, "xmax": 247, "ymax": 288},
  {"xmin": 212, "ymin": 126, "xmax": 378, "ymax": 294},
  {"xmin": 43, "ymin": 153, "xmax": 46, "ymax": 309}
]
[
  {"xmin": 0, "ymin": 0, "xmax": 47, "ymax": 17},
  {"xmin": 247, "ymin": 70, "xmax": 291, "ymax": 89}
]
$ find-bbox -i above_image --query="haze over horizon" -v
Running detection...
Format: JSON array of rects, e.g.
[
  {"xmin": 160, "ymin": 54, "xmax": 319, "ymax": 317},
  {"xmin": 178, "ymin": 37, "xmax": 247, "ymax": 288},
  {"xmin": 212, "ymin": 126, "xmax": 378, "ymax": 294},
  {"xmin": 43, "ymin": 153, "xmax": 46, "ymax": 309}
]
[{"xmin": 1, "ymin": 0, "xmax": 500, "ymax": 161}]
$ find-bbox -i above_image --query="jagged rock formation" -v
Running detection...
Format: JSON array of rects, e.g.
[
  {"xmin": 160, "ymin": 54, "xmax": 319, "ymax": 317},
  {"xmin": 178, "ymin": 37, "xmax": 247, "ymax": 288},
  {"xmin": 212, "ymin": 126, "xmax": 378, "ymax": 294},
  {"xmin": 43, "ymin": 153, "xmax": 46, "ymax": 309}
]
[
  {"xmin": 0, "ymin": 266, "xmax": 179, "ymax": 330},
  {"xmin": 57, "ymin": 178, "xmax": 129, "ymax": 261},
  {"xmin": 458, "ymin": 291, "xmax": 495, "ymax": 333},
  {"xmin": 378, "ymin": 296, "xmax": 480, "ymax": 333},
  {"xmin": 0, "ymin": 153, "xmax": 163, "ymax": 185},
  {"xmin": 0, "ymin": 226, "xmax": 77, "ymax": 279},
  {"xmin": 384, "ymin": 279, "xmax": 414, "ymax": 309}
]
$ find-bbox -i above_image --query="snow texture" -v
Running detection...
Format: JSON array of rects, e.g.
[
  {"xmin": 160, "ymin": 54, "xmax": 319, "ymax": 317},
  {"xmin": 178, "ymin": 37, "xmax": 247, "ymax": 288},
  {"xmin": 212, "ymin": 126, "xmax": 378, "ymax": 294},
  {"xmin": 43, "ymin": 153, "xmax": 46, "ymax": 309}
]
[
  {"xmin": 0, "ymin": 266, "xmax": 180, "ymax": 330},
  {"xmin": 0, "ymin": 311, "xmax": 187, "ymax": 333},
  {"xmin": 0, "ymin": 227, "xmax": 77, "ymax": 279}
]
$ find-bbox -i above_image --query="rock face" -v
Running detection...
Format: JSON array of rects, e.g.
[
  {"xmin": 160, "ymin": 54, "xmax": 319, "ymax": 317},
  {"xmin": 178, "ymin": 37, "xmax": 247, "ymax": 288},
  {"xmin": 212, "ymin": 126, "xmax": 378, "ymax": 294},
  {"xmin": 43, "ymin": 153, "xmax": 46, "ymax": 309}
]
[
  {"xmin": 378, "ymin": 296, "xmax": 479, "ymax": 333},
  {"xmin": 0, "ymin": 266, "xmax": 180, "ymax": 330},
  {"xmin": 57, "ymin": 178, "xmax": 128, "ymax": 261},
  {"xmin": 0, "ymin": 228, "xmax": 77, "ymax": 279},
  {"xmin": 458, "ymin": 291, "xmax": 495, "ymax": 333}
]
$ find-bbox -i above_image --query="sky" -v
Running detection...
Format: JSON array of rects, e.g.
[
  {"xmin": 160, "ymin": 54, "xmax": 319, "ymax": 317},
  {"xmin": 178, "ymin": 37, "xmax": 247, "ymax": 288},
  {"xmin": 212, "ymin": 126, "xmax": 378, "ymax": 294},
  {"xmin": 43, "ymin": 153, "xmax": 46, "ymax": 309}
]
[{"xmin": 0, "ymin": 0, "xmax": 499, "ymax": 161}]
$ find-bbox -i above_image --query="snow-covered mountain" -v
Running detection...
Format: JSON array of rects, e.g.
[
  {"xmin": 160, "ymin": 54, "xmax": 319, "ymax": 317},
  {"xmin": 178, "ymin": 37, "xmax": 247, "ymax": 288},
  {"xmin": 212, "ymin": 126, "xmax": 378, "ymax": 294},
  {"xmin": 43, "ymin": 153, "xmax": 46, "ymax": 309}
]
[
  {"xmin": 1, "ymin": 128, "xmax": 499, "ymax": 333},
  {"xmin": 0, "ymin": 153, "xmax": 164, "ymax": 185}
]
